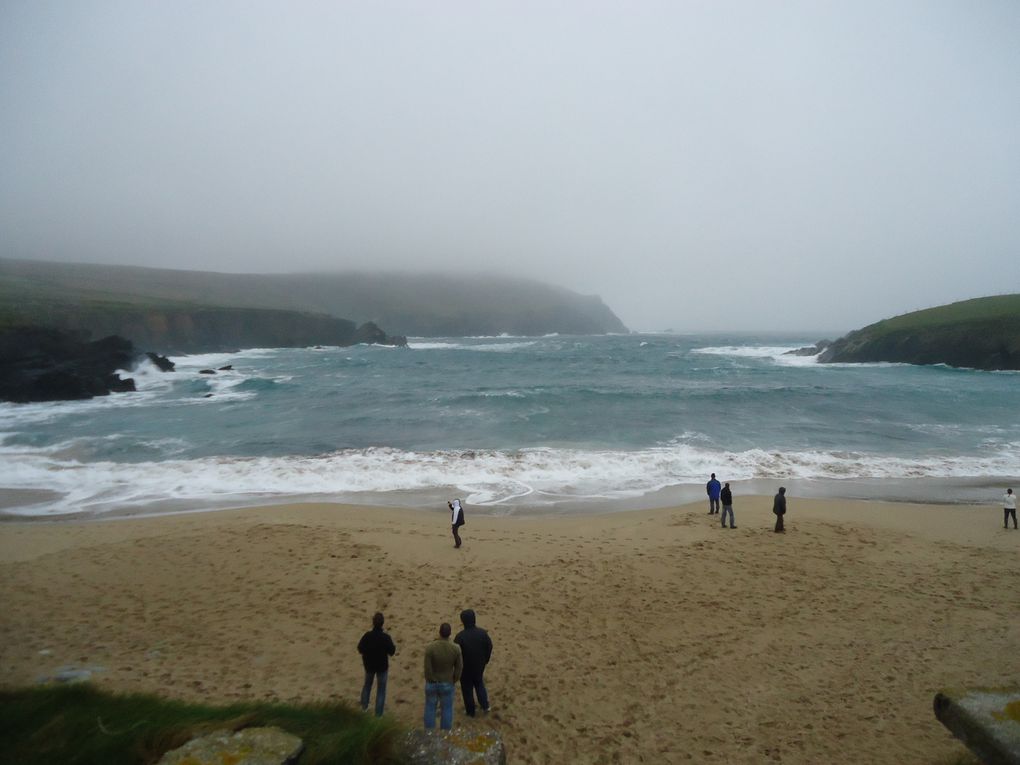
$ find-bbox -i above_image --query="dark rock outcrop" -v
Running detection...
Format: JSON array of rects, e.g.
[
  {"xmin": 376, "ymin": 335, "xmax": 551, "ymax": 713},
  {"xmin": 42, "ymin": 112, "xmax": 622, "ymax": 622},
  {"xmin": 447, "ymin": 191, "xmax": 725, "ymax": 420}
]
[
  {"xmin": 146, "ymin": 352, "xmax": 176, "ymax": 371},
  {"xmin": 0, "ymin": 327, "xmax": 140, "ymax": 403},
  {"xmin": 784, "ymin": 340, "xmax": 830, "ymax": 357},
  {"xmin": 353, "ymin": 321, "xmax": 407, "ymax": 347}
]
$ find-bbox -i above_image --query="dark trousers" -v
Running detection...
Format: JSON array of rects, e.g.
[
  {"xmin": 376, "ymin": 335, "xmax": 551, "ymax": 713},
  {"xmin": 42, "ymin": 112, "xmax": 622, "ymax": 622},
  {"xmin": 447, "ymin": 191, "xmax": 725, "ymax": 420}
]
[
  {"xmin": 1006, "ymin": 508, "xmax": 1017, "ymax": 529},
  {"xmin": 709, "ymin": 497, "xmax": 720, "ymax": 514},
  {"xmin": 361, "ymin": 669, "xmax": 387, "ymax": 716},
  {"xmin": 452, "ymin": 524, "xmax": 462, "ymax": 547},
  {"xmin": 774, "ymin": 512, "xmax": 785, "ymax": 532},
  {"xmin": 460, "ymin": 670, "xmax": 489, "ymax": 715}
]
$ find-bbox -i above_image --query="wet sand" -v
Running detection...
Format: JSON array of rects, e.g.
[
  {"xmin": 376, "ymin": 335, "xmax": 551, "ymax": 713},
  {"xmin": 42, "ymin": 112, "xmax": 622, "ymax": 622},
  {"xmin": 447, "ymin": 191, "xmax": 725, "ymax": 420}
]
[{"xmin": 1, "ymin": 497, "xmax": 1017, "ymax": 763}]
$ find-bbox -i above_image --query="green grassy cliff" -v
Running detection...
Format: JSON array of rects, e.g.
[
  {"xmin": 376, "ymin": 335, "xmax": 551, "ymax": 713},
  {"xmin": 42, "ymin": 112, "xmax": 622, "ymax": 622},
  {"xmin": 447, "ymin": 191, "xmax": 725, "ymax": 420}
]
[
  {"xmin": 818, "ymin": 295, "xmax": 1020, "ymax": 370},
  {"xmin": 0, "ymin": 258, "xmax": 628, "ymax": 338}
]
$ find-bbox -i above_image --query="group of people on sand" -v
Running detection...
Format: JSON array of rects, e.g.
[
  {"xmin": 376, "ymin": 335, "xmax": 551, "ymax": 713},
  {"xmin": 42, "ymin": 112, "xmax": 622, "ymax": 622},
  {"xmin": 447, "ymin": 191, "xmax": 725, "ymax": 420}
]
[
  {"xmin": 357, "ymin": 608, "xmax": 493, "ymax": 731},
  {"xmin": 706, "ymin": 473, "xmax": 788, "ymax": 533},
  {"xmin": 707, "ymin": 474, "xmax": 1016, "ymax": 532}
]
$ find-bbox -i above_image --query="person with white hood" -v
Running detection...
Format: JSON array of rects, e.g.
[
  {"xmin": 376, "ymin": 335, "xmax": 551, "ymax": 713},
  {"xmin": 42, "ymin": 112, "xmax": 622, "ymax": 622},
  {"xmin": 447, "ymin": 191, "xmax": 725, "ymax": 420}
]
[
  {"xmin": 1004, "ymin": 488, "xmax": 1017, "ymax": 530},
  {"xmin": 448, "ymin": 498, "xmax": 466, "ymax": 548}
]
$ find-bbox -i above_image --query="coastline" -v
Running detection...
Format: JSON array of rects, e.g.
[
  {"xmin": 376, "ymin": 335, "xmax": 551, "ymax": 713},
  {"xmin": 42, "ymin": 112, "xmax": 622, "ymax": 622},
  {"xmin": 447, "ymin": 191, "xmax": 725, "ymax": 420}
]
[
  {"xmin": 2, "ymin": 497, "xmax": 1017, "ymax": 763},
  {"xmin": 1, "ymin": 474, "xmax": 1015, "ymax": 522}
]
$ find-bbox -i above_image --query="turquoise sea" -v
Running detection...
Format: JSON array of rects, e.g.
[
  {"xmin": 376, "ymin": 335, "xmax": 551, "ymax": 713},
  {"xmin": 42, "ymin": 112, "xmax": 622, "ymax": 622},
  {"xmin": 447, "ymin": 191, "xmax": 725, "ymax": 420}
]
[{"xmin": 1, "ymin": 333, "xmax": 1017, "ymax": 518}]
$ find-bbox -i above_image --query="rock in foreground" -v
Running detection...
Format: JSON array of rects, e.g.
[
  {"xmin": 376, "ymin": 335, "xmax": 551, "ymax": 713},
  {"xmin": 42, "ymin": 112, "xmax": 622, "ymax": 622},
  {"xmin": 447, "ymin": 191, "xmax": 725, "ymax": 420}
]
[
  {"xmin": 403, "ymin": 727, "xmax": 507, "ymax": 765},
  {"xmin": 934, "ymin": 687, "xmax": 1020, "ymax": 765},
  {"xmin": 156, "ymin": 726, "xmax": 303, "ymax": 765}
]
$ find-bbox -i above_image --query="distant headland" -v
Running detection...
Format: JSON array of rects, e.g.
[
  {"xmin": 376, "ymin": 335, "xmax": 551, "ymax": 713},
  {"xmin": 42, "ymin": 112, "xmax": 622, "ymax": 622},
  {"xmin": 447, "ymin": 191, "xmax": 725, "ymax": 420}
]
[
  {"xmin": 0, "ymin": 257, "xmax": 628, "ymax": 342},
  {"xmin": 815, "ymin": 295, "xmax": 1020, "ymax": 371}
]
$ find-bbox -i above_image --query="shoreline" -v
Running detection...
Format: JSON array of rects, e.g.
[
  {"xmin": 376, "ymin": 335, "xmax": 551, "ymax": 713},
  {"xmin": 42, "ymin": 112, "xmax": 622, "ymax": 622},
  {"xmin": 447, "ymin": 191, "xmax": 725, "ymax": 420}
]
[
  {"xmin": 1, "ymin": 474, "xmax": 1015, "ymax": 523},
  {"xmin": 2, "ymin": 497, "xmax": 1016, "ymax": 764}
]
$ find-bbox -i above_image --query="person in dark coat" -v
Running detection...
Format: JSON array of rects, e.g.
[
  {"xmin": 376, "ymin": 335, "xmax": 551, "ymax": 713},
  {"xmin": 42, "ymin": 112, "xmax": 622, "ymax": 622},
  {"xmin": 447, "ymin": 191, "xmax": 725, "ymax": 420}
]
[
  {"xmin": 357, "ymin": 611, "xmax": 397, "ymax": 716},
  {"xmin": 720, "ymin": 481, "xmax": 736, "ymax": 529},
  {"xmin": 773, "ymin": 487, "xmax": 787, "ymax": 533},
  {"xmin": 453, "ymin": 608, "xmax": 493, "ymax": 717}
]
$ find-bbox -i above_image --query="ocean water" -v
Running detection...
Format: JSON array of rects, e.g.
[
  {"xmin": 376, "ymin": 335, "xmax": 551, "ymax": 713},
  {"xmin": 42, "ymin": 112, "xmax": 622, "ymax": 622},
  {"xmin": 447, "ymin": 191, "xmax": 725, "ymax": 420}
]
[{"xmin": 1, "ymin": 333, "xmax": 1018, "ymax": 518}]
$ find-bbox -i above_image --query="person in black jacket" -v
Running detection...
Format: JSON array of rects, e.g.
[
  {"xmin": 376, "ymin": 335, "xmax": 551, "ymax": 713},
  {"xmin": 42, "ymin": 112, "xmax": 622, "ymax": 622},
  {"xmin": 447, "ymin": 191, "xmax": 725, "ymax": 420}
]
[
  {"xmin": 720, "ymin": 482, "xmax": 736, "ymax": 529},
  {"xmin": 773, "ymin": 487, "xmax": 787, "ymax": 533},
  {"xmin": 357, "ymin": 612, "xmax": 397, "ymax": 716},
  {"xmin": 453, "ymin": 608, "xmax": 493, "ymax": 717}
]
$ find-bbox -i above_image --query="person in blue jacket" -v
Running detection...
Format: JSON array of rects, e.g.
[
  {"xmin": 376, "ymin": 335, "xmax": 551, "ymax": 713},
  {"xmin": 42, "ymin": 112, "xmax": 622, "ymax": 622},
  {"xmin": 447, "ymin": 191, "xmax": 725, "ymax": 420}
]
[{"xmin": 706, "ymin": 473, "xmax": 722, "ymax": 514}]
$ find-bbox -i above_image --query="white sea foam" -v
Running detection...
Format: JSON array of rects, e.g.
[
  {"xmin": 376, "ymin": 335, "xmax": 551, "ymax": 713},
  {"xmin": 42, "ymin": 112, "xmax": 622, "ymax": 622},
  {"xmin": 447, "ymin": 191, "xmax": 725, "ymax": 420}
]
[
  {"xmin": 691, "ymin": 345, "xmax": 822, "ymax": 366},
  {"xmin": 2, "ymin": 442, "xmax": 1017, "ymax": 518},
  {"xmin": 407, "ymin": 340, "xmax": 537, "ymax": 352}
]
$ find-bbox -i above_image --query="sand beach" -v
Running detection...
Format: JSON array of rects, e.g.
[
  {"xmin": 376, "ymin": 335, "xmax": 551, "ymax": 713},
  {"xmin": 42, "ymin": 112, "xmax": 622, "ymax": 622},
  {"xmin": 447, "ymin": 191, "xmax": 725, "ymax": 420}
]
[{"xmin": 1, "ymin": 496, "xmax": 1017, "ymax": 764}]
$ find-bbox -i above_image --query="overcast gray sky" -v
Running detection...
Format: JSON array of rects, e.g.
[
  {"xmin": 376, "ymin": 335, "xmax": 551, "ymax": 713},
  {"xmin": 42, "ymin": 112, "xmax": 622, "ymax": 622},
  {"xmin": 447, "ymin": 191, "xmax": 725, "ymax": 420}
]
[{"xmin": 1, "ymin": 1, "xmax": 1018, "ymax": 333}]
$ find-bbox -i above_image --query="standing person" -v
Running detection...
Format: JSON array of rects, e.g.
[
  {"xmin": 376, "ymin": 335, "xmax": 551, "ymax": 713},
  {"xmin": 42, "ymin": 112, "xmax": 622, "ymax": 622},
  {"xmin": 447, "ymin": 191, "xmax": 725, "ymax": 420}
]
[
  {"xmin": 454, "ymin": 609, "xmax": 493, "ymax": 717},
  {"xmin": 773, "ymin": 486, "xmax": 787, "ymax": 533},
  {"xmin": 423, "ymin": 622, "xmax": 462, "ymax": 730},
  {"xmin": 1004, "ymin": 488, "xmax": 1017, "ymax": 530},
  {"xmin": 357, "ymin": 612, "xmax": 396, "ymax": 717},
  {"xmin": 449, "ymin": 498, "xmax": 465, "ymax": 548},
  {"xmin": 720, "ymin": 482, "xmax": 736, "ymax": 529},
  {"xmin": 706, "ymin": 473, "xmax": 722, "ymax": 514}
]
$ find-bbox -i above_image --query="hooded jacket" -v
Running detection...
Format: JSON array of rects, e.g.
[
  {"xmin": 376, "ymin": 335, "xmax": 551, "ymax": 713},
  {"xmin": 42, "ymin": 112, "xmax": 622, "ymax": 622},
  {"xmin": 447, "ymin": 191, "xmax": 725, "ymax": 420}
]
[
  {"xmin": 773, "ymin": 489, "xmax": 787, "ymax": 515},
  {"xmin": 454, "ymin": 609, "xmax": 493, "ymax": 675}
]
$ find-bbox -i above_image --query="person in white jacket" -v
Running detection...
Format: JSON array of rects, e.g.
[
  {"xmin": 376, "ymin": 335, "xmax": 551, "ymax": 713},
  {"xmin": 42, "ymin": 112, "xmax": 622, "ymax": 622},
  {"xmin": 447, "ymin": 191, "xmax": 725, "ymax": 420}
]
[
  {"xmin": 1004, "ymin": 488, "xmax": 1016, "ymax": 530},
  {"xmin": 449, "ymin": 498, "xmax": 466, "ymax": 548}
]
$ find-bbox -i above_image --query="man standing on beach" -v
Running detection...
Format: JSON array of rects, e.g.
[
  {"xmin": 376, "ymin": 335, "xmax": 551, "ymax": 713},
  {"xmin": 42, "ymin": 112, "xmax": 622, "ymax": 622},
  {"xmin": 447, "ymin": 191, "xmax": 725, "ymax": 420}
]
[
  {"xmin": 424, "ymin": 622, "xmax": 462, "ymax": 730},
  {"xmin": 1004, "ymin": 488, "xmax": 1017, "ymax": 529},
  {"xmin": 773, "ymin": 487, "xmax": 787, "ymax": 533},
  {"xmin": 454, "ymin": 608, "xmax": 493, "ymax": 717},
  {"xmin": 357, "ymin": 612, "xmax": 396, "ymax": 717},
  {"xmin": 720, "ymin": 482, "xmax": 736, "ymax": 529},
  {"xmin": 449, "ymin": 498, "xmax": 465, "ymax": 548},
  {"xmin": 707, "ymin": 473, "xmax": 721, "ymax": 514}
]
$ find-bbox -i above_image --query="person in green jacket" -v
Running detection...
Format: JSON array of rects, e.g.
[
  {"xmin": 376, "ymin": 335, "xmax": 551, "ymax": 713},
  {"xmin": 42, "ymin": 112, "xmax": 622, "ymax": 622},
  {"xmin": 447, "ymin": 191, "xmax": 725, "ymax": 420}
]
[{"xmin": 423, "ymin": 622, "xmax": 462, "ymax": 730}]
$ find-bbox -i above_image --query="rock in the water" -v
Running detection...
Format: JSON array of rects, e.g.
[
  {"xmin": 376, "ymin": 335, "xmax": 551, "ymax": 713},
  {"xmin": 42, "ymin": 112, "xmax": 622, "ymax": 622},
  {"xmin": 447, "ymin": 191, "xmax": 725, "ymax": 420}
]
[
  {"xmin": 146, "ymin": 352, "xmax": 176, "ymax": 372},
  {"xmin": 784, "ymin": 340, "xmax": 830, "ymax": 357},
  {"xmin": 218, "ymin": 364, "xmax": 233, "ymax": 371},
  {"xmin": 403, "ymin": 728, "xmax": 507, "ymax": 765},
  {"xmin": 352, "ymin": 320, "xmax": 408, "ymax": 347},
  {"xmin": 0, "ymin": 326, "xmax": 138, "ymax": 403},
  {"xmin": 156, "ymin": 726, "xmax": 303, "ymax": 765},
  {"xmin": 199, "ymin": 369, "xmax": 216, "ymax": 375}
]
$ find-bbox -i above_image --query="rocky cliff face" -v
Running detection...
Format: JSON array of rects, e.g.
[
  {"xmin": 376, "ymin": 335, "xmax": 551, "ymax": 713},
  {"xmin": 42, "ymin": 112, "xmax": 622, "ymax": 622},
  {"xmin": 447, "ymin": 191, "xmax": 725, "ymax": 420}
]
[
  {"xmin": 8, "ymin": 305, "xmax": 406, "ymax": 355},
  {"xmin": 0, "ymin": 327, "xmax": 138, "ymax": 402}
]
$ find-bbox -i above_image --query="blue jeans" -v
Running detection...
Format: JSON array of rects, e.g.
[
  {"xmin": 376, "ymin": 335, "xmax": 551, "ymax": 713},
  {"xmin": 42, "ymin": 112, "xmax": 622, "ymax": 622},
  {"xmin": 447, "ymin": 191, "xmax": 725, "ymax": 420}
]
[
  {"xmin": 721, "ymin": 505, "xmax": 734, "ymax": 527},
  {"xmin": 424, "ymin": 681, "xmax": 455, "ymax": 730},
  {"xmin": 361, "ymin": 670, "xmax": 387, "ymax": 716}
]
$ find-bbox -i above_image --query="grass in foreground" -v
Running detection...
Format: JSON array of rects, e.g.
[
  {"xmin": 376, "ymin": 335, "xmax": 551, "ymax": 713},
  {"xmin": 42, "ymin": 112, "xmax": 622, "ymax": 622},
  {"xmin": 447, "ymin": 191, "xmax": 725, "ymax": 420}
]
[{"xmin": 0, "ymin": 683, "xmax": 406, "ymax": 765}]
